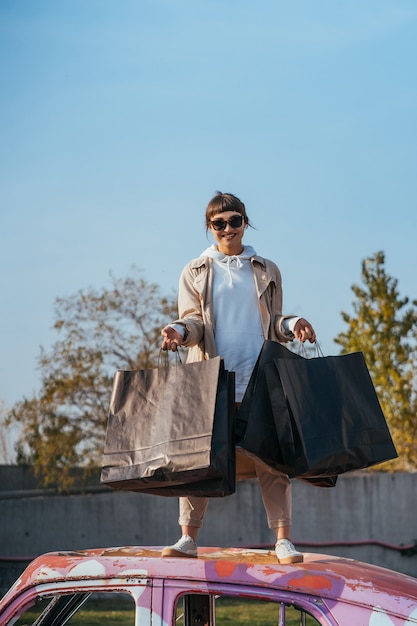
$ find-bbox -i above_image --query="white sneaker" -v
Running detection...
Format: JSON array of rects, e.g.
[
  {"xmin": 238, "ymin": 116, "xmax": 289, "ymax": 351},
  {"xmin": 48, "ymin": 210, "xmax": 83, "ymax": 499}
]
[
  {"xmin": 275, "ymin": 539, "xmax": 303, "ymax": 564},
  {"xmin": 161, "ymin": 535, "xmax": 198, "ymax": 558}
]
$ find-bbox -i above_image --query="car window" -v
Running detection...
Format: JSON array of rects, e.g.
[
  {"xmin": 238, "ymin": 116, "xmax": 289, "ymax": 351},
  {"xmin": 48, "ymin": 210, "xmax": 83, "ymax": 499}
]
[
  {"xmin": 13, "ymin": 591, "xmax": 135, "ymax": 625},
  {"xmin": 175, "ymin": 594, "xmax": 321, "ymax": 626}
]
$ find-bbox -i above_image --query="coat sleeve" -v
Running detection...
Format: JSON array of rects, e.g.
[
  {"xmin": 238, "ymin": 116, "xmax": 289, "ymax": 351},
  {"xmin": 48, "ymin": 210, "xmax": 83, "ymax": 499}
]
[
  {"xmin": 171, "ymin": 261, "xmax": 205, "ymax": 348},
  {"xmin": 267, "ymin": 261, "xmax": 295, "ymax": 343}
]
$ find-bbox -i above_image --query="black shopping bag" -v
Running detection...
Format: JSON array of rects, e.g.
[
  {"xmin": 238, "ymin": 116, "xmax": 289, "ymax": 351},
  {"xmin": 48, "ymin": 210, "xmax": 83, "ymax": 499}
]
[
  {"xmin": 236, "ymin": 341, "xmax": 301, "ymax": 469},
  {"xmin": 100, "ymin": 356, "xmax": 236, "ymax": 497},
  {"xmin": 269, "ymin": 351, "xmax": 398, "ymax": 477},
  {"xmin": 237, "ymin": 341, "xmax": 337, "ymax": 487}
]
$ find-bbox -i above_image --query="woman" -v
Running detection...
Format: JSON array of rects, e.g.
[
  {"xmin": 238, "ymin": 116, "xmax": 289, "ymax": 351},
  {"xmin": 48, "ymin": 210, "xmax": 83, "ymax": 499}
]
[{"xmin": 161, "ymin": 191, "xmax": 316, "ymax": 564}]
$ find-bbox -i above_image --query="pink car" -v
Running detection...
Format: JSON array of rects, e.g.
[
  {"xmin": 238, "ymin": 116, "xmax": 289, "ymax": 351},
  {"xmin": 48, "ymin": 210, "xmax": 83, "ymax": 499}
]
[{"xmin": 1, "ymin": 546, "xmax": 416, "ymax": 625}]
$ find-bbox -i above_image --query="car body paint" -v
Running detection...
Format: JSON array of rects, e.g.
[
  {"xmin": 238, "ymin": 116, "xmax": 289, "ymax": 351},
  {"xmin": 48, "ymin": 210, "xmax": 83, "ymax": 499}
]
[{"xmin": 0, "ymin": 546, "xmax": 416, "ymax": 625}]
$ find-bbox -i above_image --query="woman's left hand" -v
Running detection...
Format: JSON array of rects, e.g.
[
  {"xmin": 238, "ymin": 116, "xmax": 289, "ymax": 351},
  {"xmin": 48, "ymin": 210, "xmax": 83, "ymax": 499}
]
[{"xmin": 293, "ymin": 318, "xmax": 316, "ymax": 343}]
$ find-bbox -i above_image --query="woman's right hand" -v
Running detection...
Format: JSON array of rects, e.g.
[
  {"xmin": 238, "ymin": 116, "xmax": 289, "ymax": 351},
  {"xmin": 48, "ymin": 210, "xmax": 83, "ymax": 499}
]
[{"xmin": 161, "ymin": 326, "xmax": 183, "ymax": 352}]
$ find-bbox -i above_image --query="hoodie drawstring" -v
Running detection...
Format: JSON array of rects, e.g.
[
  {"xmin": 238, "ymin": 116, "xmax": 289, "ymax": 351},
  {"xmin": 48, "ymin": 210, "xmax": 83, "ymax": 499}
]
[{"xmin": 221, "ymin": 255, "xmax": 243, "ymax": 287}]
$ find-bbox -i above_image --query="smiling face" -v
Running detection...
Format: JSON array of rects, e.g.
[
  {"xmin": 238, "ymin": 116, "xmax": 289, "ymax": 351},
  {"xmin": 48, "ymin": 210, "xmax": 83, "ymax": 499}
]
[{"xmin": 208, "ymin": 210, "xmax": 246, "ymax": 255}]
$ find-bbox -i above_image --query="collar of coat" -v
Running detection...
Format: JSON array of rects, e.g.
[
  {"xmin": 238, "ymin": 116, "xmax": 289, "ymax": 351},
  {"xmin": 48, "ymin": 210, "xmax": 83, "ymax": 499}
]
[{"xmin": 188, "ymin": 254, "xmax": 268, "ymax": 272}]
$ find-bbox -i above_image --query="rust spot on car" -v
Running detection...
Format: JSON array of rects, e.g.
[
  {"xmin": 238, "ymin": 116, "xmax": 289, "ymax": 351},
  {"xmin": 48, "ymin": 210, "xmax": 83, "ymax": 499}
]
[
  {"xmin": 258, "ymin": 566, "xmax": 281, "ymax": 577},
  {"xmin": 288, "ymin": 574, "xmax": 333, "ymax": 591},
  {"xmin": 215, "ymin": 561, "xmax": 237, "ymax": 577}
]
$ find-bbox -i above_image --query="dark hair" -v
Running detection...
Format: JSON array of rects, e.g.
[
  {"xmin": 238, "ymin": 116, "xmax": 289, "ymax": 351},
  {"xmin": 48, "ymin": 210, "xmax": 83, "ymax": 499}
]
[{"xmin": 205, "ymin": 191, "xmax": 251, "ymax": 232}]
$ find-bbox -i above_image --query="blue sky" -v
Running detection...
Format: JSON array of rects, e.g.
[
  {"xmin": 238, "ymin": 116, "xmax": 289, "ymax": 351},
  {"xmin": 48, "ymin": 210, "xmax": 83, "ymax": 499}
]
[{"xmin": 1, "ymin": 0, "xmax": 417, "ymax": 416}]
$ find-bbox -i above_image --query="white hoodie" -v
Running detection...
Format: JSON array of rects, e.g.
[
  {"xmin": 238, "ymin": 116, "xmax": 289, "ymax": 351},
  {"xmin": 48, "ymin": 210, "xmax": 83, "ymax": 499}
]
[{"xmin": 200, "ymin": 244, "xmax": 264, "ymax": 401}]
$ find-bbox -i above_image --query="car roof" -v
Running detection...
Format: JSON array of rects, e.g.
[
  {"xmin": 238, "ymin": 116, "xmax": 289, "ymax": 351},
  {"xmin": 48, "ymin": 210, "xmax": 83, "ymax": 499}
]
[{"xmin": 2, "ymin": 546, "xmax": 417, "ymax": 618}]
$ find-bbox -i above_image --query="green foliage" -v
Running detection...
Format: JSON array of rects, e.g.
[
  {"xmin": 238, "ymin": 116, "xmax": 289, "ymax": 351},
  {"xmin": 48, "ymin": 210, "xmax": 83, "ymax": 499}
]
[
  {"xmin": 335, "ymin": 251, "xmax": 417, "ymax": 469},
  {"xmin": 8, "ymin": 267, "xmax": 178, "ymax": 489}
]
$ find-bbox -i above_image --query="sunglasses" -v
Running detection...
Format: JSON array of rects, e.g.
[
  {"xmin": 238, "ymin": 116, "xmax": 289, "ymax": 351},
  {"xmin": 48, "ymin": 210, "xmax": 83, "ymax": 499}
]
[{"xmin": 209, "ymin": 215, "xmax": 244, "ymax": 231}]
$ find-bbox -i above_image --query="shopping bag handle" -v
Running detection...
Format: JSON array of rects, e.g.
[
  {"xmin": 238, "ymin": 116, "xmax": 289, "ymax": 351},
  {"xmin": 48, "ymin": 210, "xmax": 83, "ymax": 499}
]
[
  {"xmin": 314, "ymin": 340, "xmax": 324, "ymax": 357},
  {"xmin": 296, "ymin": 340, "xmax": 324, "ymax": 358},
  {"xmin": 158, "ymin": 349, "xmax": 183, "ymax": 368}
]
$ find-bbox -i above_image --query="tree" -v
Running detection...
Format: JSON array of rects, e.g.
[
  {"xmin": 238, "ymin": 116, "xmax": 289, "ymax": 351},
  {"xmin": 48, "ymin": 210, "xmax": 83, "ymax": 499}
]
[
  {"xmin": 8, "ymin": 267, "xmax": 178, "ymax": 489},
  {"xmin": 335, "ymin": 251, "xmax": 417, "ymax": 470},
  {"xmin": 0, "ymin": 399, "xmax": 17, "ymax": 464}
]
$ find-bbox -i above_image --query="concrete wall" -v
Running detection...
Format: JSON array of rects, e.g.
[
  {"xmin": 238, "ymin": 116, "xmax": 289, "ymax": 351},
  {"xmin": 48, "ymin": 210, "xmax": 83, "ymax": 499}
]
[{"xmin": 0, "ymin": 467, "xmax": 416, "ymax": 595}]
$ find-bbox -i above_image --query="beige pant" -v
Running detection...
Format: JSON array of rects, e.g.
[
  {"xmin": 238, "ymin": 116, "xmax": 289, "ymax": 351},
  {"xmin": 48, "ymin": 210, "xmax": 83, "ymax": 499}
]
[{"xmin": 179, "ymin": 449, "xmax": 292, "ymax": 530}]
